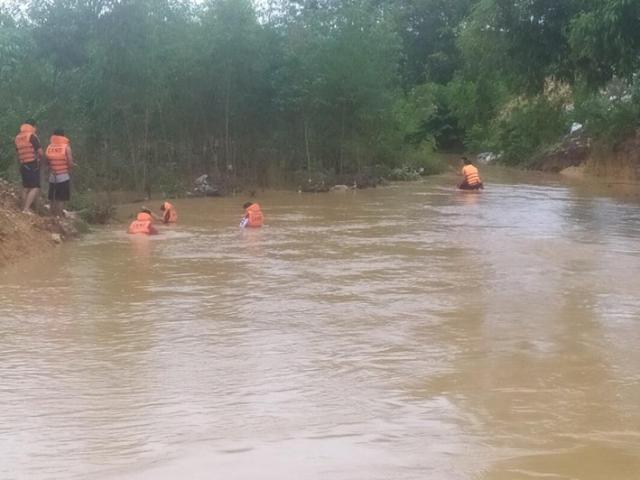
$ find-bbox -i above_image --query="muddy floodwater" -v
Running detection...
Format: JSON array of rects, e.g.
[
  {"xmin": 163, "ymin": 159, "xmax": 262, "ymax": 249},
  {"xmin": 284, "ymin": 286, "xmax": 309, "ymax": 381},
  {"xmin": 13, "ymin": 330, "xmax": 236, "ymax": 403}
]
[{"xmin": 1, "ymin": 169, "xmax": 640, "ymax": 480}]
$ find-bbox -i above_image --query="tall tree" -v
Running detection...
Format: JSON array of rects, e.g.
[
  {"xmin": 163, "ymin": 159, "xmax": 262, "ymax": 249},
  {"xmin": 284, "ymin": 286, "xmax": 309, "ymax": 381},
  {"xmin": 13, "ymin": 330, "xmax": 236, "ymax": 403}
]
[{"xmin": 569, "ymin": 0, "xmax": 640, "ymax": 88}]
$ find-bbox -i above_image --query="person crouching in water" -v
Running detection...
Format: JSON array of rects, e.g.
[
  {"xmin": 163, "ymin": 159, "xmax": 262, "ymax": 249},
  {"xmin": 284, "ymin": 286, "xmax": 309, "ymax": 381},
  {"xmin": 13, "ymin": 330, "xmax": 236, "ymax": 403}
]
[
  {"xmin": 45, "ymin": 128, "xmax": 75, "ymax": 216},
  {"xmin": 160, "ymin": 201, "xmax": 177, "ymax": 224},
  {"xmin": 240, "ymin": 202, "xmax": 264, "ymax": 228},
  {"xmin": 128, "ymin": 207, "xmax": 159, "ymax": 235},
  {"xmin": 458, "ymin": 156, "xmax": 484, "ymax": 190}
]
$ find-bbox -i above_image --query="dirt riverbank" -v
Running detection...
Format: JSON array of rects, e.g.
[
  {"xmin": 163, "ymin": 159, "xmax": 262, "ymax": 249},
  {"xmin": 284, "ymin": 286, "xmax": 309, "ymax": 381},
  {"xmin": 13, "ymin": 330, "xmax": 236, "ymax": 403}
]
[
  {"xmin": 0, "ymin": 179, "xmax": 80, "ymax": 269},
  {"xmin": 531, "ymin": 129, "xmax": 640, "ymax": 182}
]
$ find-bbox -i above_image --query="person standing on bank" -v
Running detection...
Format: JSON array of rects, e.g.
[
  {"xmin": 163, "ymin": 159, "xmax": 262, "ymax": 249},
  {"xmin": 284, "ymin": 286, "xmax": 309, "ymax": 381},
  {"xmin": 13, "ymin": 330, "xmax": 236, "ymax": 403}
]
[
  {"xmin": 45, "ymin": 129, "xmax": 74, "ymax": 217},
  {"xmin": 15, "ymin": 119, "xmax": 44, "ymax": 214}
]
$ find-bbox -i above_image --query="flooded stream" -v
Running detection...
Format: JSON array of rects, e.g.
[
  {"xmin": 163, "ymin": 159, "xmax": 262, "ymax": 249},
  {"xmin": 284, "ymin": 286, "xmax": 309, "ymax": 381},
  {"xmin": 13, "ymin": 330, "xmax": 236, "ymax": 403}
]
[{"xmin": 1, "ymin": 170, "xmax": 639, "ymax": 479}]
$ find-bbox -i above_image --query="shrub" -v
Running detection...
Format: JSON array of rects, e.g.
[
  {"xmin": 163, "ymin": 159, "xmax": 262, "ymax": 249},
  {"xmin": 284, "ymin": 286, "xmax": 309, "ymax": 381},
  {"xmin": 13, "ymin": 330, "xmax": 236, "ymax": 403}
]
[
  {"xmin": 387, "ymin": 167, "xmax": 421, "ymax": 181},
  {"xmin": 488, "ymin": 95, "xmax": 567, "ymax": 165},
  {"xmin": 572, "ymin": 86, "xmax": 640, "ymax": 147},
  {"xmin": 404, "ymin": 143, "xmax": 446, "ymax": 175},
  {"xmin": 72, "ymin": 218, "xmax": 91, "ymax": 234},
  {"xmin": 67, "ymin": 192, "xmax": 115, "ymax": 224},
  {"xmin": 152, "ymin": 163, "xmax": 188, "ymax": 197}
]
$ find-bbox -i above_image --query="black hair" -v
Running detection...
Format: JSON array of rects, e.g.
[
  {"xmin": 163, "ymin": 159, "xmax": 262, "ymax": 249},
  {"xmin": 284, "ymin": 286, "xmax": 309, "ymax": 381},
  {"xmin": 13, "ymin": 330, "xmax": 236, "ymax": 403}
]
[
  {"xmin": 141, "ymin": 207, "xmax": 151, "ymax": 214},
  {"xmin": 53, "ymin": 128, "xmax": 65, "ymax": 136},
  {"xmin": 462, "ymin": 156, "xmax": 472, "ymax": 165},
  {"xmin": 243, "ymin": 202, "xmax": 253, "ymax": 209},
  {"xmin": 25, "ymin": 119, "xmax": 36, "ymax": 126}
]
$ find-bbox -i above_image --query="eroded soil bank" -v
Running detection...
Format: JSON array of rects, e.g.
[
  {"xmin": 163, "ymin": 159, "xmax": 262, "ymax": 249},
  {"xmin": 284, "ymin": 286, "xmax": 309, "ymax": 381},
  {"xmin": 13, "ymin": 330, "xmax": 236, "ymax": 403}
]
[{"xmin": 0, "ymin": 179, "xmax": 80, "ymax": 269}]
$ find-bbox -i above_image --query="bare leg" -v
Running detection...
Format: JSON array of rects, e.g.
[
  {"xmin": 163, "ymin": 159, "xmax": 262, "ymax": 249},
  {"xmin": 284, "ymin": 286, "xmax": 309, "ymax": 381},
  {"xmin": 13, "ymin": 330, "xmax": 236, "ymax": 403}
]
[
  {"xmin": 52, "ymin": 201, "xmax": 62, "ymax": 217},
  {"xmin": 23, "ymin": 188, "xmax": 39, "ymax": 213}
]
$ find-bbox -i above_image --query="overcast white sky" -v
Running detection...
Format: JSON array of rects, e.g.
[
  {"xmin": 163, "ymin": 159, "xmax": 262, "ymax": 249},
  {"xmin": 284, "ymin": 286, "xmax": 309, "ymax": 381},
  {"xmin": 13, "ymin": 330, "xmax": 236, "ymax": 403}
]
[{"xmin": 0, "ymin": 0, "xmax": 273, "ymax": 15}]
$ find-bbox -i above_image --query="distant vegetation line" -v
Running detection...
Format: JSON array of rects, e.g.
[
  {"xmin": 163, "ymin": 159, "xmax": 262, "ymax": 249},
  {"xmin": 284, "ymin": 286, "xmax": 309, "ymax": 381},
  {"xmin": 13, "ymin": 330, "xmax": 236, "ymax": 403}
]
[{"xmin": 1, "ymin": 0, "xmax": 638, "ymax": 192}]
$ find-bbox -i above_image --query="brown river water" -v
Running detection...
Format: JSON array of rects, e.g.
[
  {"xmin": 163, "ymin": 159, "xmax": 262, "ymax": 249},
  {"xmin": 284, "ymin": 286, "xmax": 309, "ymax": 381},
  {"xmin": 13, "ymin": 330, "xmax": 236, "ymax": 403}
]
[{"xmin": 1, "ymin": 169, "xmax": 639, "ymax": 480}]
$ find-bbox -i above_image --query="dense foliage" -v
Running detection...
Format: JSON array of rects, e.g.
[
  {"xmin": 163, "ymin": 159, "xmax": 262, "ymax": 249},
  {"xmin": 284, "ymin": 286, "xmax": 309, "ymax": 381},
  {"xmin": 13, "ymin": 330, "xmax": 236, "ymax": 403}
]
[{"xmin": 1, "ymin": 0, "xmax": 639, "ymax": 190}]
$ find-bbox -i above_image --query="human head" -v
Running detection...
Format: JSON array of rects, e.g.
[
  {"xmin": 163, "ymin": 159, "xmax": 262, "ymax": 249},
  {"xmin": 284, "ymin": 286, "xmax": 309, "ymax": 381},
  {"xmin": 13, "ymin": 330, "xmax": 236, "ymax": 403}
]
[
  {"xmin": 25, "ymin": 119, "xmax": 36, "ymax": 127},
  {"xmin": 243, "ymin": 202, "xmax": 253, "ymax": 210},
  {"xmin": 53, "ymin": 128, "xmax": 65, "ymax": 136},
  {"xmin": 461, "ymin": 156, "xmax": 471, "ymax": 165}
]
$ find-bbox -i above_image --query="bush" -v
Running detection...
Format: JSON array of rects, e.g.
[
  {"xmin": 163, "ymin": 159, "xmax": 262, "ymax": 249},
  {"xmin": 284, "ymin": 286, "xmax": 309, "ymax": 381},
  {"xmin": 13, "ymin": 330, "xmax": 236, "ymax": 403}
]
[
  {"xmin": 72, "ymin": 218, "xmax": 91, "ymax": 234},
  {"xmin": 404, "ymin": 142, "xmax": 446, "ymax": 175},
  {"xmin": 67, "ymin": 192, "xmax": 116, "ymax": 224},
  {"xmin": 81, "ymin": 203, "xmax": 116, "ymax": 224},
  {"xmin": 387, "ymin": 167, "xmax": 421, "ymax": 181},
  {"xmin": 488, "ymin": 95, "xmax": 567, "ymax": 165},
  {"xmin": 152, "ymin": 163, "xmax": 188, "ymax": 197},
  {"xmin": 573, "ymin": 88, "xmax": 640, "ymax": 147}
]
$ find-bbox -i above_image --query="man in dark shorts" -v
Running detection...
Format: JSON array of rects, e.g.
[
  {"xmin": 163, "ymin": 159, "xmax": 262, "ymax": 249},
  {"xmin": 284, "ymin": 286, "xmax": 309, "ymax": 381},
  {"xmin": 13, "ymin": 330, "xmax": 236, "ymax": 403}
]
[
  {"xmin": 45, "ymin": 128, "xmax": 75, "ymax": 217},
  {"xmin": 15, "ymin": 119, "xmax": 44, "ymax": 214}
]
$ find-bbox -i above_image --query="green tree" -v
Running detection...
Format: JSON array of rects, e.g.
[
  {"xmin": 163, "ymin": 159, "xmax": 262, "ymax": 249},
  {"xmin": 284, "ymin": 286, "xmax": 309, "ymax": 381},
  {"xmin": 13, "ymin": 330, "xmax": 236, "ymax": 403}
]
[
  {"xmin": 570, "ymin": 0, "xmax": 640, "ymax": 88},
  {"xmin": 461, "ymin": 0, "xmax": 583, "ymax": 92}
]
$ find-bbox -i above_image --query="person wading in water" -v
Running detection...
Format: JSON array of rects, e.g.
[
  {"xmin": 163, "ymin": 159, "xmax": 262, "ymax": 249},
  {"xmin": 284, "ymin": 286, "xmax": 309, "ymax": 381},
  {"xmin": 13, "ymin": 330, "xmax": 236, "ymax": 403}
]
[
  {"xmin": 160, "ymin": 201, "xmax": 178, "ymax": 224},
  {"xmin": 240, "ymin": 202, "xmax": 264, "ymax": 228},
  {"xmin": 458, "ymin": 156, "xmax": 484, "ymax": 191}
]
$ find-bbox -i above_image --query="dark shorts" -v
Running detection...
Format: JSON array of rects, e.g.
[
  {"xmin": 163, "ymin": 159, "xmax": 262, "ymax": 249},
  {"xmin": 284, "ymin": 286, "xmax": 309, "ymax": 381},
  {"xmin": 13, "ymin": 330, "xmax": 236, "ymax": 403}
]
[
  {"xmin": 20, "ymin": 161, "xmax": 41, "ymax": 189},
  {"xmin": 48, "ymin": 180, "xmax": 70, "ymax": 202},
  {"xmin": 459, "ymin": 181, "xmax": 484, "ymax": 190}
]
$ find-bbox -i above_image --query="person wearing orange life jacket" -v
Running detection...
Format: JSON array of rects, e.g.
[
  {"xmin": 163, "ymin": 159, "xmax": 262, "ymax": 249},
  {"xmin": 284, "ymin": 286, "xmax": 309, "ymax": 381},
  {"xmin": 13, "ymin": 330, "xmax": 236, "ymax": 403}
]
[
  {"xmin": 458, "ymin": 156, "xmax": 484, "ymax": 191},
  {"xmin": 15, "ymin": 119, "xmax": 44, "ymax": 214},
  {"xmin": 160, "ymin": 201, "xmax": 178, "ymax": 224},
  {"xmin": 240, "ymin": 202, "xmax": 264, "ymax": 228},
  {"xmin": 45, "ymin": 128, "xmax": 75, "ymax": 216},
  {"xmin": 127, "ymin": 207, "xmax": 159, "ymax": 235}
]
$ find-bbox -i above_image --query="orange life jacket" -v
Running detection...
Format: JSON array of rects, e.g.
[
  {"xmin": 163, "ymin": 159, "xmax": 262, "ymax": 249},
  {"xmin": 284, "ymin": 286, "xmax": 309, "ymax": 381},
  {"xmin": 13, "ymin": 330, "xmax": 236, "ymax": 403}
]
[
  {"xmin": 15, "ymin": 124, "xmax": 38, "ymax": 164},
  {"xmin": 46, "ymin": 135, "xmax": 71, "ymax": 175},
  {"xmin": 245, "ymin": 203, "xmax": 264, "ymax": 228},
  {"xmin": 128, "ymin": 212, "xmax": 157, "ymax": 235},
  {"xmin": 462, "ymin": 165, "xmax": 481, "ymax": 186},
  {"xmin": 162, "ymin": 202, "xmax": 178, "ymax": 223}
]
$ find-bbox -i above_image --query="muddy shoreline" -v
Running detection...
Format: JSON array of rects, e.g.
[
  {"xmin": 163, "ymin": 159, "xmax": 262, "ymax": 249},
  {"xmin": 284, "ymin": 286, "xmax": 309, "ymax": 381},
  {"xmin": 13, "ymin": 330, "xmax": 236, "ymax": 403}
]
[
  {"xmin": 0, "ymin": 180, "xmax": 82, "ymax": 269},
  {"xmin": 3, "ymin": 162, "xmax": 640, "ymax": 270}
]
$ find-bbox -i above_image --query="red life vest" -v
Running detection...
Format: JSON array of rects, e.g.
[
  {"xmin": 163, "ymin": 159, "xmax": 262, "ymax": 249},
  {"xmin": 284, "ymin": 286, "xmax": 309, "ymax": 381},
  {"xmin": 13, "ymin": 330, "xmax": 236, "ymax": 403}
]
[
  {"xmin": 127, "ymin": 212, "xmax": 158, "ymax": 235},
  {"xmin": 245, "ymin": 203, "xmax": 264, "ymax": 227},
  {"xmin": 15, "ymin": 124, "xmax": 38, "ymax": 164},
  {"xmin": 46, "ymin": 135, "xmax": 71, "ymax": 175},
  {"xmin": 162, "ymin": 202, "xmax": 178, "ymax": 223}
]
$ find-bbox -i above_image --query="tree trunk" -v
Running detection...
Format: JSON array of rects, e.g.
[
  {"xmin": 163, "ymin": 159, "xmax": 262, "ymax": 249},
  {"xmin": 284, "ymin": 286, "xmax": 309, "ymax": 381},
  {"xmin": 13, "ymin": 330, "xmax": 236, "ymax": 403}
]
[
  {"xmin": 224, "ymin": 73, "xmax": 231, "ymax": 170},
  {"xmin": 339, "ymin": 102, "xmax": 346, "ymax": 175},
  {"xmin": 142, "ymin": 107, "xmax": 150, "ymax": 197},
  {"xmin": 304, "ymin": 118, "xmax": 312, "ymax": 179}
]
